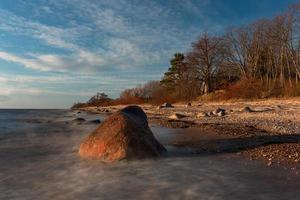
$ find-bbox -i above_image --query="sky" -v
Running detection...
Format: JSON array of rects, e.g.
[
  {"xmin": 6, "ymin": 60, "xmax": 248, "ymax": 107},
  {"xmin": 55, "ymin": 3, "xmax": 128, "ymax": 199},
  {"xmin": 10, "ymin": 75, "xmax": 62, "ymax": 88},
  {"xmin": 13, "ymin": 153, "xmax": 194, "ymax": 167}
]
[{"xmin": 0, "ymin": 0, "xmax": 299, "ymax": 108}]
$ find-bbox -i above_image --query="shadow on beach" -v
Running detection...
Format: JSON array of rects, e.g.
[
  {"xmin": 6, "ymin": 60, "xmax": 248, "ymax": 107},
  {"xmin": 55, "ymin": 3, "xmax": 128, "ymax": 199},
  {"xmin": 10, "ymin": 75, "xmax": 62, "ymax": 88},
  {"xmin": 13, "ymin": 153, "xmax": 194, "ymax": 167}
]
[{"xmin": 171, "ymin": 133, "xmax": 300, "ymax": 155}]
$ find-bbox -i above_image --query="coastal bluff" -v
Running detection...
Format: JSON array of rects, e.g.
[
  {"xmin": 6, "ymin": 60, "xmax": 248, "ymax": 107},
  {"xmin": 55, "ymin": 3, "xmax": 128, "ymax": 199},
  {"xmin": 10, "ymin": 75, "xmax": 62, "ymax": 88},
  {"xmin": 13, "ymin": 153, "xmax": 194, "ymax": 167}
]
[{"xmin": 79, "ymin": 105, "xmax": 166, "ymax": 161}]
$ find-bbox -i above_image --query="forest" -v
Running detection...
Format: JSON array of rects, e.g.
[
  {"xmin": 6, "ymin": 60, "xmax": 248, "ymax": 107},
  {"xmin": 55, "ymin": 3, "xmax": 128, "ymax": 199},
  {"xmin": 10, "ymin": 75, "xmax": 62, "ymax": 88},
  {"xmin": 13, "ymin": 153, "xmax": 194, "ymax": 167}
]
[{"xmin": 73, "ymin": 3, "xmax": 300, "ymax": 108}]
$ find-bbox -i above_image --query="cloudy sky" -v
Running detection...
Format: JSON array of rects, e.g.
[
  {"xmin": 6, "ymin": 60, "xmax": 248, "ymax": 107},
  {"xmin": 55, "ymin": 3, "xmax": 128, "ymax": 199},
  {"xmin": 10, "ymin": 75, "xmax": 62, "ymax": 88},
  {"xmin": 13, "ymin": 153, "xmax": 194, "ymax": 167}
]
[{"xmin": 0, "ymin": 0, "xmax": 298, "ymax": 108}]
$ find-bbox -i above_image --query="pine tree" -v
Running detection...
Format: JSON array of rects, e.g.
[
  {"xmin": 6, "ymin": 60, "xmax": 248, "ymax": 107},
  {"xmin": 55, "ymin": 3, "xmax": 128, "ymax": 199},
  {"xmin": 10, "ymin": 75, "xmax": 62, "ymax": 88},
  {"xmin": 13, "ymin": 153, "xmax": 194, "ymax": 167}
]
[
  {"xmin": 87, "ymin": 92, "xmax": 111, "ymax": 105},
  {"xmin": 160, "ymin": 53, "xmax": 185, "ymax": 91}
]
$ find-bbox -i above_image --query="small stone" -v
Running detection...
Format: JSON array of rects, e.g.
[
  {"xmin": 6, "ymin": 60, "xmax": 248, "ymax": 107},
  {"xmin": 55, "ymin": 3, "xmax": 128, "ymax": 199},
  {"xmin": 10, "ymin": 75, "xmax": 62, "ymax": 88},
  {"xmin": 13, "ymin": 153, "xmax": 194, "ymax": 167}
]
[
  {"xmin": 186, "ymin": 102, "xmax": 192, "ymax": 107},
  {"xmin": 72, "ymin": 117, "xmax": 86, "ymax": 124},
  {"xmin": 169, "ymin": 113, "xmax": 187, "ymax": 120},
  {"xmin": 161, "ymin": 102, "xmax": 173, "ymax": 108},
  {"xmin": 74, "ymin": 117, "xmax": 85, "ymax": 121},
  {"xmin": 267, "ymin": 161, "xmax": 272, "ymax": 166},
  {"xmin": 217, "ymin": 111, "xmax": 226, "ymax": 116},
  {"xmin": 243, "ymin": 106, "xmax": 254, "ymax": 112},
  {"xmin": 88, "ymin": 119, "xmax": 101, "ymax": 124},
  {"xmin": 197, "ymin": 112, "xmax": 209, "ymax": 118},
  {"xmin": 156, "ymin": 106, "xmax": 163, "ymax": 110},
  {"xmin": 208, "ymin": 111, "xmax": 215, "ymax": 116}
]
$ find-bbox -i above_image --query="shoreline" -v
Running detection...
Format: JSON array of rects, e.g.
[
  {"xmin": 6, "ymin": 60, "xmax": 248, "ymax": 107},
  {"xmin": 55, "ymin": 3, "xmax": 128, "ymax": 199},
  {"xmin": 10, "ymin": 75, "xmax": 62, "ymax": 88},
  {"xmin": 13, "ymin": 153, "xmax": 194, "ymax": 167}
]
[{"xmin": 78, "ymin": 98, "xmax": 300, "ymax": 172}]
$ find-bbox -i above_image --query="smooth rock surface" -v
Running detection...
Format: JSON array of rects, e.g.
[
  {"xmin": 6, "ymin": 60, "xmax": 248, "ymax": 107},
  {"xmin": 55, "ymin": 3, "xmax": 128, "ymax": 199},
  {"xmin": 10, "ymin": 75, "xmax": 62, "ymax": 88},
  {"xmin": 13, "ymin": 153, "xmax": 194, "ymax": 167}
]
[{"xmin": 79, "ymin": 106, "xmax": 166, "ymax": 161}]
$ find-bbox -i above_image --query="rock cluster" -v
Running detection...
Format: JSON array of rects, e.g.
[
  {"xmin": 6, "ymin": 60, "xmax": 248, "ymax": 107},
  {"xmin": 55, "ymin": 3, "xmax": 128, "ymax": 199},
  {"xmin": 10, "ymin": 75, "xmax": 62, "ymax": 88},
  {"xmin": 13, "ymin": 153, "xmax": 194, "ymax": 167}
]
[
  {"xmin": 213, "ymin": 108, "xmax": 226, "ymax": 116},
  {"xmin": 197, "ymin": 107, "xmax": 226, "ymax": 118}
]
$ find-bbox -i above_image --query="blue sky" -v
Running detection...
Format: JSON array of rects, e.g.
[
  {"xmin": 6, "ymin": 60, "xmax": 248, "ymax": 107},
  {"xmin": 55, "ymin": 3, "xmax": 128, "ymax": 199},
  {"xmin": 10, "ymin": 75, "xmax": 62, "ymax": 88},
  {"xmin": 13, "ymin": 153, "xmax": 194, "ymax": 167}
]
[{"xmin": 0, "ymin": 0, "xmax": 298, "ymax": 108}]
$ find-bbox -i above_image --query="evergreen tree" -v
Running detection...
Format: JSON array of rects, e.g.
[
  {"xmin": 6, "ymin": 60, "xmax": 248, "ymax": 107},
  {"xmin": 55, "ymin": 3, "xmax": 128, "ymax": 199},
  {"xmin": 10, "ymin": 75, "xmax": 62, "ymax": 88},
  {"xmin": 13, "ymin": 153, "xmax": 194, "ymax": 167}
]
[
  {"xmin": 160, "ymin": 53, "xmax": 186, "ymax": 91},
  {"xmin": 87, "ymin": 92, "xmax": 111, "ymax": 105}
]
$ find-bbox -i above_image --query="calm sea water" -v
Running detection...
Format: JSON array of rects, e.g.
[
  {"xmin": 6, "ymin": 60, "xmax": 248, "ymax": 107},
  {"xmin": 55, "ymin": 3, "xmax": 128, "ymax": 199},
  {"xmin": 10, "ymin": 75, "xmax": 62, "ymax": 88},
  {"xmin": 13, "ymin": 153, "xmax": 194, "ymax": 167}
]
[{"xmin": 0, "ymin": 109, "xmax": 299, "ymax": 200}]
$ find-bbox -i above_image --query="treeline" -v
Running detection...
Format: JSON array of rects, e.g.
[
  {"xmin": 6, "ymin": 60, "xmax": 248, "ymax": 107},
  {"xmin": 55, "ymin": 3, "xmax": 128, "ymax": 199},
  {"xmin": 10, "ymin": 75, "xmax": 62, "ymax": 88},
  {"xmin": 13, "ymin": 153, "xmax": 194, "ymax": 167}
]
[
  {"xmin": 161, "ymin": 3, "xmax": 300, "ymax": 100},
  {"xmin": 72, "ymin": 4, "xmax": 300, "ymax": 108},
  {"xmin": 72, "ymin": 81, "xmax": 172, "ymax": 109}
]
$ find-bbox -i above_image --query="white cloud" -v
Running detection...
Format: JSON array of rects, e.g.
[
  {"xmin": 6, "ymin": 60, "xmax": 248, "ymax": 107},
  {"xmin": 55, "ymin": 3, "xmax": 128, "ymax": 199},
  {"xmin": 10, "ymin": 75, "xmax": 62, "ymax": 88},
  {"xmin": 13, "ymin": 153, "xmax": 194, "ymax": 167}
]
[
  {"xmin": 0, "ymin": 51, "xmax": 47, "ymax": 71},
  {"xmin": 0, "ymin": 72, "xmax": 154, "ymax": 85},
  {"xmin": 0, "ymin": 51, "xmax": 65, "ymax": 72},
  {"xmin": 0, "ymin": 0, "xmax": 220, "ymax": 73},
  {"xmin": 0, "ymin": 9, "xmax": 106, "ymax": 72},
  {"xmin": 0, "ymin": 84, "xmax": 93, "ymax": 97},
  {"xmin": 0, "ymin": 71, "xmax": 162, "ymax": 100},
  {"xmin": 0, "ymin": 50, "xmax": 108, "ymax": 72},
  {"xmin": 0, "ymin": 0, "xmax": 225, "ymax": 108}
]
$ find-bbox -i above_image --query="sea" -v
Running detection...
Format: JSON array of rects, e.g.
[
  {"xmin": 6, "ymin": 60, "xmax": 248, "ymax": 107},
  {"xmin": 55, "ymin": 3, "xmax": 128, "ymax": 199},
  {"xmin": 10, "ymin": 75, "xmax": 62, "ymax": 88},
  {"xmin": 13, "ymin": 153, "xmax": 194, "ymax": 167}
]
[{"xmin": 0, "ymin": 109, "xmax": 299, "ymax": 200}]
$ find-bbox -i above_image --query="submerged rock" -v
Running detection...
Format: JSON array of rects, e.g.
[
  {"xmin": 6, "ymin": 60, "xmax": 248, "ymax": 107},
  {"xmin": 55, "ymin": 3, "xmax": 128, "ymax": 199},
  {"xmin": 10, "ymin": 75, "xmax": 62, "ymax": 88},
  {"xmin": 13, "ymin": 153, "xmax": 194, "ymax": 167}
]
[
  {"xmin": 73, "ymin": 117, "xmax": 86, "ymax": 122},
  {"xmin": 79, "ymin": 105, "xmax": 166, "ymax": 161},
  {"xmin": 71, "ymin": 117, "xmax": 86, "ymax": 124},
  {"xmin": 87, "ymin": 119, "xmax": 101, "ymax": 124}
]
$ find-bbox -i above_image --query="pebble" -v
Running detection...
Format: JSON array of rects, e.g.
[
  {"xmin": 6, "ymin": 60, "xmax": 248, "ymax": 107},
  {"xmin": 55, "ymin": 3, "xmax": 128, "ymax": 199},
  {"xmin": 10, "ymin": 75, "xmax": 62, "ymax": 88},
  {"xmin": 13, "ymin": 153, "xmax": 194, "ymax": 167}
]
[{"xmin": 267, "ymin": 161, "xmax": 272, "ymax": 166}]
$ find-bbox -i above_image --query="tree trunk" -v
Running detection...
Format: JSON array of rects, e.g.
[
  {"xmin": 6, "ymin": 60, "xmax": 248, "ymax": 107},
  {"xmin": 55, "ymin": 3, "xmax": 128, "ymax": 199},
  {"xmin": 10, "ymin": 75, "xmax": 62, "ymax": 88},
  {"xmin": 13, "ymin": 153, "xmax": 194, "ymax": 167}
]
[{"xmin": 203, "ymin": 79, "xmax": 211, "ymax": 94}]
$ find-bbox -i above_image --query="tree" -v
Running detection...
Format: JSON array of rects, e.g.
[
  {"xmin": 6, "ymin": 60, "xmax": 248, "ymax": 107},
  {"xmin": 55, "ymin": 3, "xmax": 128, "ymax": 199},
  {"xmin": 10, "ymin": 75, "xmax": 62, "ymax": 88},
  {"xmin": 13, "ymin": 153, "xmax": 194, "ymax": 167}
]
[
  {"xmin": 186, "ymin": 33, "xmax": 228, "ymax": 94},
  {"xmin": 160, "ymin": 53, "xmax": 185, "ymax": 90},
  {"xmin": 87, "ymin": 92, "xmax": 111, "ymax": 106},
  {"xmin": 138, "ymin": 81, "xmax": 161, "ymax": 100},
  {"xmin": 160, "ymin": 53, "xmax": 196, "ymax": 99}
]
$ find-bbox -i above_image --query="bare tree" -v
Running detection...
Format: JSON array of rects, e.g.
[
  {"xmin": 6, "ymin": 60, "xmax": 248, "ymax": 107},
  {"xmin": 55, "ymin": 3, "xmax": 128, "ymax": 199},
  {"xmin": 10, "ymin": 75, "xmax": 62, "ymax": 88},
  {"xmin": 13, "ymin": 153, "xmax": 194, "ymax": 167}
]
[{"xmin": 186, "ymin": 33, "xmax": 228, "ymax": 94}]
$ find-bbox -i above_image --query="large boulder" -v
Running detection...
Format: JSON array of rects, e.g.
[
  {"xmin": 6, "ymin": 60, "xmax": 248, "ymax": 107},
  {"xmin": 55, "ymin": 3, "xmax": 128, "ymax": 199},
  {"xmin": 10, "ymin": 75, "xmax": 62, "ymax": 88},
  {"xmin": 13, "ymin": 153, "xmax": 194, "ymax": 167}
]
[{"xmin": 79, "ymin": 106, "xmax": 166, "ymax": 161}]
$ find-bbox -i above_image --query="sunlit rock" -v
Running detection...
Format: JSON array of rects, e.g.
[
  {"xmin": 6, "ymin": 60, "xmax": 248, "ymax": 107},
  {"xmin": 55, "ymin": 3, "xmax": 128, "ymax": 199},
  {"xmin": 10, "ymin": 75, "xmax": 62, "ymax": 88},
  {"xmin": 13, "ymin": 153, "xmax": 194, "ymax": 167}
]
[{"xmin": 79, "ymin": 106, "xmax": 166, "ymax": 161}]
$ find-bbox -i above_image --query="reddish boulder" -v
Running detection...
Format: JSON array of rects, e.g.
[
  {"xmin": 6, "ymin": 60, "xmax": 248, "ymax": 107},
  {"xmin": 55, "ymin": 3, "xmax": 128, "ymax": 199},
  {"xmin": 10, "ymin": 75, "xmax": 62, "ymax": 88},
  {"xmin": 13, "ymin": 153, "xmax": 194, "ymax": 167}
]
[{"xmin": 79, "ymin": 106, "xmax": 166, "ymax": 161}]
